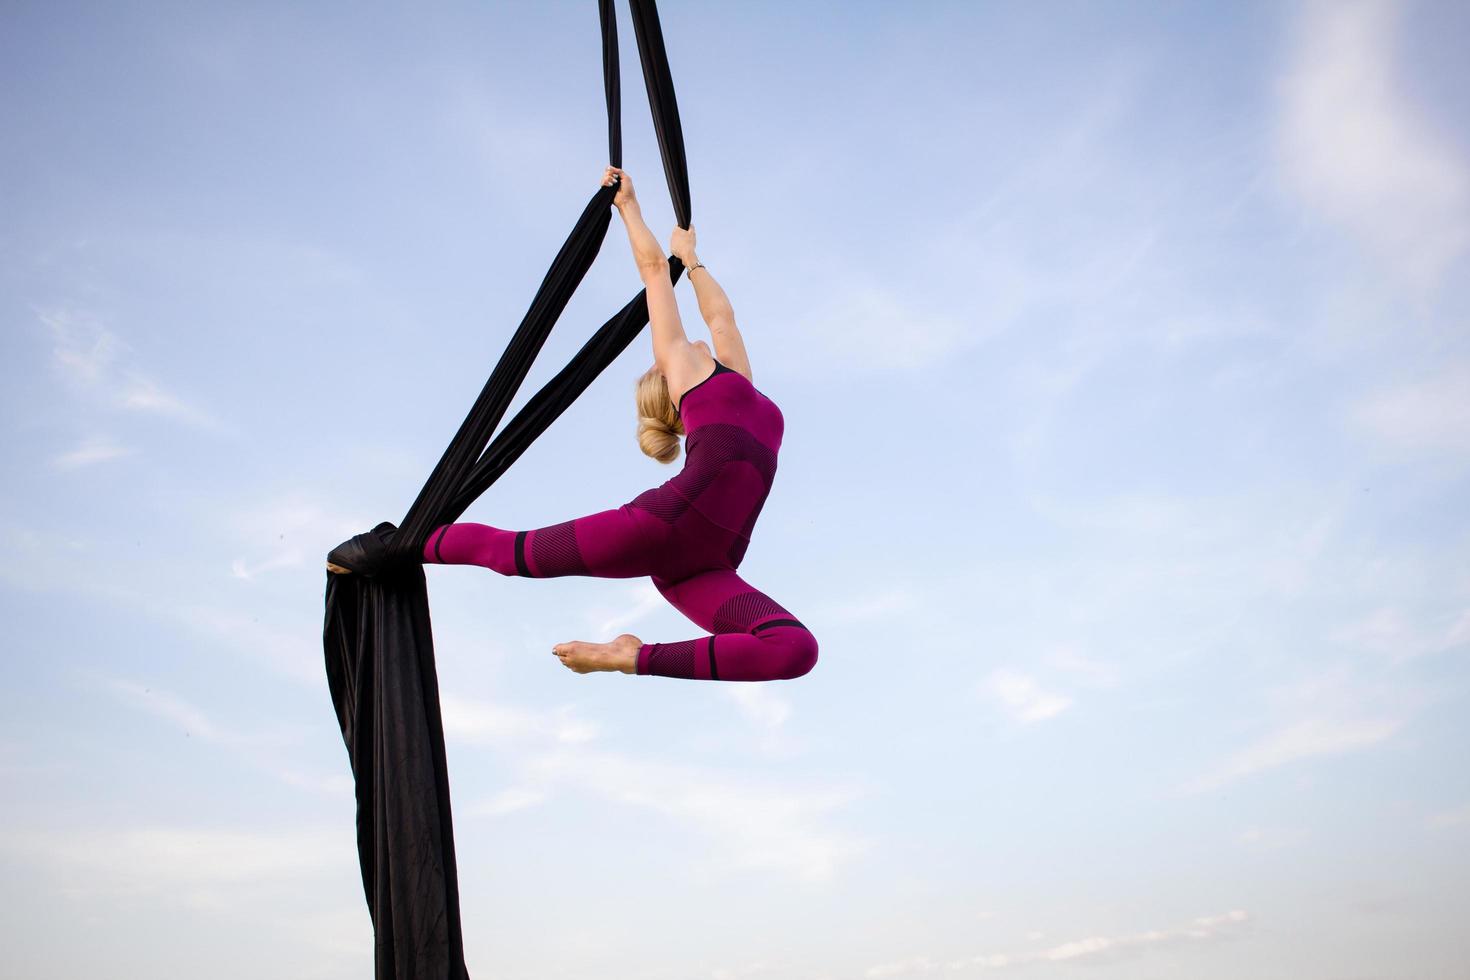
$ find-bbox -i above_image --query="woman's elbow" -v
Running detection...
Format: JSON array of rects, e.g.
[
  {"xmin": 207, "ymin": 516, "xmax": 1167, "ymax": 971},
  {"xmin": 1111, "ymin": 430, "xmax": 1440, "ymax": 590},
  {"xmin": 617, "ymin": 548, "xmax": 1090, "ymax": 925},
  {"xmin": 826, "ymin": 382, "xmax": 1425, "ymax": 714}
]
[{"xmin": 639, "ymin": 258, "xmax": 671, "ymax": 282}]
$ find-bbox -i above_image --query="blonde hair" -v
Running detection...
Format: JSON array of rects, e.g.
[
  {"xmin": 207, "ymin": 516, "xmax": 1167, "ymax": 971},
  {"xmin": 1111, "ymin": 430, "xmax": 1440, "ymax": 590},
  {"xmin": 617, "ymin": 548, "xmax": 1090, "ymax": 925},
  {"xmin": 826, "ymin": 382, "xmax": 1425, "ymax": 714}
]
[{"xmin": 636, "ymin": 364, "xmax": 685, "ymax": 463}]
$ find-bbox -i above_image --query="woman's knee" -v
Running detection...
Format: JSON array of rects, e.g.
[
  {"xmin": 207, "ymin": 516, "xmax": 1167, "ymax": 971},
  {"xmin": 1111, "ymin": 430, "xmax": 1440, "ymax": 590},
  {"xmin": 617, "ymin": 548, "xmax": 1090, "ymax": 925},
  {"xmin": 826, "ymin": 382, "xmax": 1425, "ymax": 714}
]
[{"xmin": 770, "ymin": 627, "xmax": 818, "ymax": 679}]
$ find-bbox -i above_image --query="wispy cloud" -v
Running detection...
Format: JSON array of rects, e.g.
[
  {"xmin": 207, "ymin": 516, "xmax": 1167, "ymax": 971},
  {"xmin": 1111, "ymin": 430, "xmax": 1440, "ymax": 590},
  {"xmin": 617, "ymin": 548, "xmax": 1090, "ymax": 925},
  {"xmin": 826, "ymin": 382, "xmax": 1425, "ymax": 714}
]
[
  {"xmin": 1235, "ymin": 825, "xmax": 1306, "ymax": 850},
  {"xmin": 45, "ymin": 306, "xmax": 123, "ymax": 384},
  {"xmin": 103, "ymin": 675, "xmax": 351, "ymax": 796},
  {"xmin": 981, "ymin": 668, "xmax": 1073, "ymax": 724},
  {"xmin": 1276, "ymin": 0, "xmax": 1469, "ymax": 290},
  {"xmin": 231, "ymin": 552, "xmax": 305, "ymax": 580},
  {"xmin": 51, "ymin": 437, "xmax": 134, "ymax": 470},
  {"xmin": 441, "ymin": 694, "xmax": 602, "ymax": 746},
  {"xmin": 40, "ymin": 305, "xmax": 218, "ymax": 428},
  {"xmin": 808, "ymin": 587, "xmax": 920, "ymax": 627},
  {"xmin": 1426, "ymin": 803, "xmax": 1470, "ymax": 829},
  {"xmin": 229, "ymin": 494, "xmax": 358, "ymax": 581},
  {"xmin": 1183, "ymin": 714, "xmax": 1403, "ymax": 794},
  {"xmin": 438, "ymin": 676, "xmax": 860, "ymax": 878},
  {"xmin": 708, "ymin": 961, "xmax": 791, "ymax": 980},
  {"xmin": 725, "ymin": 683, "xmax": 793, "ymax": 731},
  {"xmin": 723, "ymin": 683, "xmax": 799, "ymax": 757},
  {"xmin": 1350, "ymin": 361, "xmax": 1470, "ymax": 459},
  {"xmin": 1331, "ymin": 605, "xmax": 1470, "ymax": 662},
  {"xmin": 522, "ymin": 746, "xmax": 872, "ymax": 883},
  {"xmin": 2, "ymin": 825, "xmax": 346, "ymax": 901},
  {"xmin": 469, "ymin": 786, "xmax": 548, "ymax": 818},
  {"xmin": 865, "ymin": 909, "xmax": 1250, "ymax": 976},
  {"xmin": 589, "ymin": 580, "xmax": 668, "ymax": 636},
  {"xmin": 166, "ymin": 600, "xmax": 326, "ymax": 685},
  {"xmin": 797, "ymin": 283, "xmax": 984, "ymax": 372},
  {"xmin": 119, "ymin": 378, "xmax": 201, "ymax": 420},
  {"xmin": 1042, "ymin": 646, "xmax": 1119, "ymax": 689}
]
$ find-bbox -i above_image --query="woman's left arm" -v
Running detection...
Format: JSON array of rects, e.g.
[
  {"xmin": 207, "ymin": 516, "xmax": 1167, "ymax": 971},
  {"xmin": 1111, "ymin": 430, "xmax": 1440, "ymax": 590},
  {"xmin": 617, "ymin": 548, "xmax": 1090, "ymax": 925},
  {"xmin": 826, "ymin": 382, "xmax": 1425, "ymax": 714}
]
[{"xmin": 606, "ymin": 167, "xmax": 692, "ymax": 365}]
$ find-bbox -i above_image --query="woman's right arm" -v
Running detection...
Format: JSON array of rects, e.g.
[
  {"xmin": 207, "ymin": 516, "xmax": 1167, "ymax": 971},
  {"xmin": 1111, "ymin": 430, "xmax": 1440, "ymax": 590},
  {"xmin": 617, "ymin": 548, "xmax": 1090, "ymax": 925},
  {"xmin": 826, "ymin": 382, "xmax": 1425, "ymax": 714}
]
[
  {"xmin": 672, "ymin": 227, "xmax": 752, "ymax": 380},
  {"xmin": 605, "ymin": 167, "xmax": 701, "ymax": 381}
]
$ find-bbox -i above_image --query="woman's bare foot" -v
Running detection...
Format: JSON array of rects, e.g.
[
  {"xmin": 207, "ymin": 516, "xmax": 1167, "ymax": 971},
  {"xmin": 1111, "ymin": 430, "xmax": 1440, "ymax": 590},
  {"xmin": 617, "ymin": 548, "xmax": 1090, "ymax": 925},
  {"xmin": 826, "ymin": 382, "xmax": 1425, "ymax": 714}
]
[{"xmin": 553, "ymin": 633, "xmax": 640, "ymax": 675}]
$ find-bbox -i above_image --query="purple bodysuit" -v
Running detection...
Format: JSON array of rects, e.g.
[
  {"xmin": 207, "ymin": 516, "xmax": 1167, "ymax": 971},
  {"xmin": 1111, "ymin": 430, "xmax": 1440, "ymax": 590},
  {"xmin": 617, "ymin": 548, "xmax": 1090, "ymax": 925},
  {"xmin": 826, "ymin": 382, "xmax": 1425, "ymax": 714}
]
[{"xmin": 423, "ymin": 359, "xmax": 817, "ymax": 682}]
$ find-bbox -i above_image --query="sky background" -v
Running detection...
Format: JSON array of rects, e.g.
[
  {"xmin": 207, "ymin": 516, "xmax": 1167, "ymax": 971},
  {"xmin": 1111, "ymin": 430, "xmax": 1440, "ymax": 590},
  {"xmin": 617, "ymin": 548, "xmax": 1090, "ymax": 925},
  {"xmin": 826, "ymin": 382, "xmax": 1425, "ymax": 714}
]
[{"xmin": 2, "ymin": 0, "xmax": 1468, "ymax": 977}]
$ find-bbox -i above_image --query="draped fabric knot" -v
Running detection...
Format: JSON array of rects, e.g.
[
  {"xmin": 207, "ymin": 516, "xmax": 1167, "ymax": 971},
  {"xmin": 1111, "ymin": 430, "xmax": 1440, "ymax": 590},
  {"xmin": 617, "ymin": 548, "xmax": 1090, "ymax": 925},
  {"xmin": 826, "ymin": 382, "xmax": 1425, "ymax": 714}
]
[{"xmin": 326, "ymin": 521, "xmax": 420, "ymax": 578}]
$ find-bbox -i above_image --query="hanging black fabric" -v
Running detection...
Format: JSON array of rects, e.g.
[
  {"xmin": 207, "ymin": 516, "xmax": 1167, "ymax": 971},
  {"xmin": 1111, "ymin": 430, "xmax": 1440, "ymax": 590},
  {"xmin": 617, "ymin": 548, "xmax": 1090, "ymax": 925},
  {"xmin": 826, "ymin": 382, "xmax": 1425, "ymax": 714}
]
[{"xmin": 322, "ymin": 2, "xmax": 692, "ymax": 976}]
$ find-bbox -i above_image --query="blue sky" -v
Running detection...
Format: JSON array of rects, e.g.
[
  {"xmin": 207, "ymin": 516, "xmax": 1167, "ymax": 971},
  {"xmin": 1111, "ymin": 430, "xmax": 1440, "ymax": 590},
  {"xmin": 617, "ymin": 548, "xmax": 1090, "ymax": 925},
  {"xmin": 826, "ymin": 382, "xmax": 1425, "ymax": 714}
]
[{"xmin": 2, "ymin": 1, "xmax": 1468, "ymax": 977}]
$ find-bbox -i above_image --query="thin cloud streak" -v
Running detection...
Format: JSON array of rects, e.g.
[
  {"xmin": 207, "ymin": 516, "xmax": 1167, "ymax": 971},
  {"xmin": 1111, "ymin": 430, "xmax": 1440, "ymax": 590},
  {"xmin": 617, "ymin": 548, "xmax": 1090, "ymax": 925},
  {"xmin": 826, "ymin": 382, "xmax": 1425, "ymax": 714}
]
[
  {"xmin": 51, "ymin": 438, "xmax": 134, "ymax": 470},
  {"xmin": 2, "ymin": 825, "xmax": 347, "ymax": 898},
  {"xmin": 1350, "ymin": 361, "xmax": 1470, "ymax": 459},
  {"xmin": 103, "ymin": 675, "xmax": 352, "ymax": 796},
  {"xmin": 40, "ymin": 305, "xmax": 219, "ymax": 429},
  {"xmin": 981, "ymin": 668, "xmax": 1073, "ymax": 724},
  {"xmin": 865, "ymin": 909, "xmax": 1251, "ymax": 976},
  {"xmin": 521, "ymin": 746, "xmax": 873, "ymax": 883},
  {"xmin": 1276, "ymin": 0, "xmax": 1469, "ymax": 290},
  {"xmin": 1182, "ymin": 715, "xmax": 1404, "ymax": 794}
]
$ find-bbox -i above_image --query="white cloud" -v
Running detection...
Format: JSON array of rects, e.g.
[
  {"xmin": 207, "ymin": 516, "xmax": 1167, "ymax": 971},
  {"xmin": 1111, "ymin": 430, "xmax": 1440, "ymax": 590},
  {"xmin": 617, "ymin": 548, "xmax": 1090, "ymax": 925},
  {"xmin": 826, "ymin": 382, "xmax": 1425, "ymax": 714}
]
[
  {"xmin": 808, "ymin": 587, "xmax": 920, "ymax": 626},
  {"xmin": 1331, "ymin": 605, "xmax": 1470, "ymax": 661},
  {"xmin": 1276, "ymin": 0, "xmax": 1470, "ymax": 290},
  {"xmin": 52, "ymin": 438, "xmax": 134, "ymax": 470},
  {"xmin": 231, "ymin": 552, "xmax": 304, "ymax": 580},
  {"xmin": 589, "ymin": 580, "xmax": 668, "ymax": 636},
  {"xmin": 522, "ymin": 746, "xmax": 872, "ymax": 883},
  {"xmin": 865, "ymin": 909, "xmax": 1250, "ymax": 976},
  {"xmin": 4, "ymin": 825, "xmax": 345, "ymax": 897},
  {"xmin": 470, "ymin": 786, "xmax": 548, "ymax": 818},
  {"xmin": 1183, "ymin": 715, "xmax": 1403, "ymax": 794},
  {"xmin": 110, "ymin": 677, "xmax": 232, "ymax": 742},
  {"xmin": 104, "ymin": 675, "xmax": 351, "ymax": 796},
  {"xmin": 119, "ymin": 378, "xmax": 199, "ymax": 419},
  {"xmin": 981, "ymin": 669, "xmax": 1073, "ymax": 724},
  {"xmin": 168, "ymin": 601, "xmax": 326, "ymax": 685},
  {"xmin": 229, "ymin": 494, "xmax": 365, "ymax": 581},
  {"xmin": 39, "ymin": 305, "xmax": 216, "ymax": 427},
  {"xmin": 1042, "ymin": 646, "xmax": 1119, "ymax": 689},
  {"xmin": 709, "ymin": 961, "xmax": 788, "ymax": 980},
  {"xmin": 798, "ymin": 283, "xmax": 982, "ymax": 372},
  {"xmin": 1426, "ymin": 803, "xmax": 1470, "ymax": 829},
  {"xmin": 1235, "ymin": 825, "xmax": 1305, "ymax": 849},
  {"xmin": 1350, "ymin": 361, "xmax": 1470, "ymax": 458},
  {"xmin": 44, "ymin": 306, "xmax": 122, "ymax": 384},
  {"xmin": 723, "ymin": 683, "xmax": 800, "ymax": 757},
  {"xmin": 440, "ymin": 694, "xmax": 601, "ymax": 746},
  {"xmin": 725, "ymin": 683, "xmax": 793, "ymax": 731}
]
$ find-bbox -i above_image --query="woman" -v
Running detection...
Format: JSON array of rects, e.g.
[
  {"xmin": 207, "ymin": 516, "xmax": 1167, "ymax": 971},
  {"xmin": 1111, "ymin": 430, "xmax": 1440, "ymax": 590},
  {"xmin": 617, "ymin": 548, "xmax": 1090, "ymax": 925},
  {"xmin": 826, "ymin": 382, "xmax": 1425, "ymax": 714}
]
[{"xmin": 329, "ymin": 166, "xmax": 816, "ymax": 683}]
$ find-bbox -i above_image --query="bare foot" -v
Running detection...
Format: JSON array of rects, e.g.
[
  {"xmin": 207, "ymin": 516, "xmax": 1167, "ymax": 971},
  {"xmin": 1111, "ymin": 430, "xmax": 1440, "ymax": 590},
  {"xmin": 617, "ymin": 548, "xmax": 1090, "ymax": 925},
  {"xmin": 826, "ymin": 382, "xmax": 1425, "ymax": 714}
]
[{"xmin": 553, "ymin": 633, "xmax": 640, "ymax": 675}]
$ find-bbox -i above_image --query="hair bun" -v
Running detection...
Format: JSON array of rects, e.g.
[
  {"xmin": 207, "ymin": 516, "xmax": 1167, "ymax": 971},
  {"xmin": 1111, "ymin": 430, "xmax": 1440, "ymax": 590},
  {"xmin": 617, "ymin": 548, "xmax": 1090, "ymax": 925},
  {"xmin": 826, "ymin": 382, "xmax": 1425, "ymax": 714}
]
[{"xmin": 635, "ymin": 366, "xmax": 685, "ymax": 463}]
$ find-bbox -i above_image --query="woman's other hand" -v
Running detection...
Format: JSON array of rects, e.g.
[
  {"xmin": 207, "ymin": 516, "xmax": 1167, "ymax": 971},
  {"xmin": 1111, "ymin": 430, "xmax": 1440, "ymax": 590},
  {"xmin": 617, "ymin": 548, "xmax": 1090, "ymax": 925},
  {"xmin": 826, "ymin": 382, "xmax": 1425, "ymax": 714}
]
[
  {"xmin": 603, "ymin": 165, "xmax": 635, "ymax": 209},
  {"xmin": 671, "ymin": 224, "xmax": 697, "ymax": 266}
]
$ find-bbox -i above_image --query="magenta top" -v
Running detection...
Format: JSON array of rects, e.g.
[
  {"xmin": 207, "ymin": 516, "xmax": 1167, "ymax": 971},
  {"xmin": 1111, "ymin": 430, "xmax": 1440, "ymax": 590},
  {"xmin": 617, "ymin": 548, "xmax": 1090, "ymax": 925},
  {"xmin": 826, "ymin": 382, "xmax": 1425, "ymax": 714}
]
[{"xmin": 659, "ymin": 360, "xmax": 783, "ymax": 541}]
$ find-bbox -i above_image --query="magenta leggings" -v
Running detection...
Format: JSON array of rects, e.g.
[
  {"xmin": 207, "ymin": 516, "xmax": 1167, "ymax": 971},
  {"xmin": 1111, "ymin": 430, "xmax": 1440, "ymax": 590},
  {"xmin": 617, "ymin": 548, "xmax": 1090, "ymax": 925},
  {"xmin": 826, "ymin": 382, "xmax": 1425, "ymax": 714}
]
[{"xmin": 423, "ymin": 501, "xmax": 817, "ymax": 682}]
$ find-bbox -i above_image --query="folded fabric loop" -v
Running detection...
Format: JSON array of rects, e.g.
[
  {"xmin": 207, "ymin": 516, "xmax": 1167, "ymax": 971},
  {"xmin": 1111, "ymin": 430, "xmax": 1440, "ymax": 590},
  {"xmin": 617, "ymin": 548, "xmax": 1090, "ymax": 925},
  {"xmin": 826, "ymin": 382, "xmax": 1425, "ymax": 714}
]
[{"xmin": 326, "ymin": 521, "xmax": 407, "ymax": 577}]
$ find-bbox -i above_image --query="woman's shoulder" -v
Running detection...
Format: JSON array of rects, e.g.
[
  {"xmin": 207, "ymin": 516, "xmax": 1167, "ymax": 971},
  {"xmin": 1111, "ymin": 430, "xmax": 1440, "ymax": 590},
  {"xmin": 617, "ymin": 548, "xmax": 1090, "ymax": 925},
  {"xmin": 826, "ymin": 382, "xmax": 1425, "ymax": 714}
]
[{"xmin": 659, "ymin": 342, "xmax": 712, "ymax": 392}]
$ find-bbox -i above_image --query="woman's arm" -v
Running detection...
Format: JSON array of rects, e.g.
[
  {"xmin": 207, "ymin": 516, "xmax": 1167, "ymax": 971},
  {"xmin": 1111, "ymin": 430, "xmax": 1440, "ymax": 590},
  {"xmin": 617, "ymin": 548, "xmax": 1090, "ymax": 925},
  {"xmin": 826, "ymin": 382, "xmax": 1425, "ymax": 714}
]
[
  {"xmin": 671, "ymin": 226, "xmax": 752, "ymax": 380},
  {"xmin": 604, "ymin": 167, "xmax": 704, "ymax": 386},
  {"xmin": 606, "ymin": 167, "xmax": 668, "ymax": 272}
]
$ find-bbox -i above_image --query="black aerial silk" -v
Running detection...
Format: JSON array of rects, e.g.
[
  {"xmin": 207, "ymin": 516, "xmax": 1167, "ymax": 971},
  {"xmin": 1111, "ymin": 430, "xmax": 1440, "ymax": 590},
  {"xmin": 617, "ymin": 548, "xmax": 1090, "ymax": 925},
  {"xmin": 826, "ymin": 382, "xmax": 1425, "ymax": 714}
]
[{"xmin": 322, "ymin": 2, "xmax": 692, "ymax": 975}]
